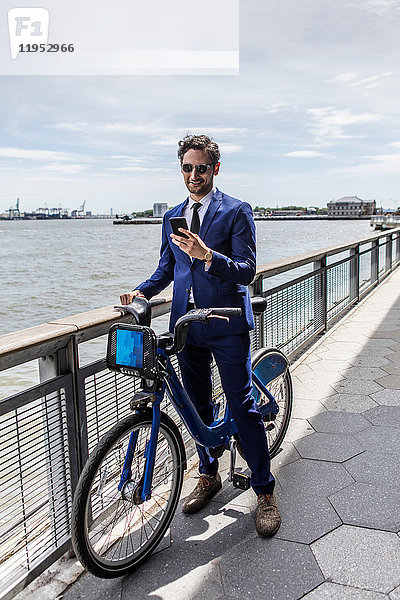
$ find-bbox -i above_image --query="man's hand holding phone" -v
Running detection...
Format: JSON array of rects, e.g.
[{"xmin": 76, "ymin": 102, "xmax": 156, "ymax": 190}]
[{"xmin": 170, "ymin": 217, "xmax": 213, "ymax": 264}]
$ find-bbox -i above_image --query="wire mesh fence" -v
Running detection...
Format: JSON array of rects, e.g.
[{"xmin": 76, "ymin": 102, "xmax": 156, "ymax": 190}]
[{"xmin": 0, "ymin": 387, "xmax": 71, "ymax": 598}]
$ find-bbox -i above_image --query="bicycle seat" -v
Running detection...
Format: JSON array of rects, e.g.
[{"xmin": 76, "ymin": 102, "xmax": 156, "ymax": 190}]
[{"xmin": 251, "ymin": 297, "xmax": 267, "ymax": 315}]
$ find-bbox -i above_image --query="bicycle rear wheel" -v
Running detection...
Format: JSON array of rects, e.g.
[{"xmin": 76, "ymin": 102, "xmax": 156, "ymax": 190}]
[
  {"xmin": 71, "ymin": 409, "xmax": 185, "ymax": 578},
  {"xmin": 251, "ymin": 347, "xmax": 293, "ymax": 458}
]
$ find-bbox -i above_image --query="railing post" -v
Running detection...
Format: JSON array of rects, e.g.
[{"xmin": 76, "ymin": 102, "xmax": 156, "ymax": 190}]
[
  {"xmin": 371, "ymin": 239, "xmax": 379, "ymax": 284},
  {"xmin": 314, "ymin": 255, "xmax": 327, "ymax": 333},
  {"xmin": 350, "ymin": 245, "xmax": 360, "ymax": 303},
  {"xmin": 38, "ymin": 352, "xmax": 73, "ymax": 547},
  {"xmin": 396, "ymin": 232, "xmax": 400, "ymax": 264},
  {"xmin": 251, "ymin": 274, "xmax": 265, "ymax": 347},
  {"xmin": 385, "ymin": 233, "xmax": 393, "ymax": 272}
]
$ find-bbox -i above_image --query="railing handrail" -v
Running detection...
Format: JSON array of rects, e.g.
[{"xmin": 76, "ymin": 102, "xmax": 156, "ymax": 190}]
[
  {"xmin": 255, "ymin": 226, "xmax": 400, "ymax": 278},
  {"xmin": 1, "ymin": 226, "xmax": 399, "ymax": 373}
]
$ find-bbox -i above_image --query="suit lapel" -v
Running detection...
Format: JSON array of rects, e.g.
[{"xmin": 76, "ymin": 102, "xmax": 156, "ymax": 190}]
[{"xmin": 199, "ymin": 188, "xmax": 222, "ymax": 239}]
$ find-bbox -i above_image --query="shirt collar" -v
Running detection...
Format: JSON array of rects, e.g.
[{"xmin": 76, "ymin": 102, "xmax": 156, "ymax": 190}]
[{"xmin": 188, "ymin": 187, "xmax": 216, "ymax": 210}]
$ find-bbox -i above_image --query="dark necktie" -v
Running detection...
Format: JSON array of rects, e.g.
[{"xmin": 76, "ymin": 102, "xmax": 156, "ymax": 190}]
[{"xmin": 190, "ymin": 202, "xmax": 201, "ymax": 235}]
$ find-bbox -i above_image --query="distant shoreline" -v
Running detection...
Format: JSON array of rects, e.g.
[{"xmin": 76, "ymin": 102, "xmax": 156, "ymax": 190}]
[{"xmin": 113, "ymin": 215, "xmax": 373, "ymax": 225}]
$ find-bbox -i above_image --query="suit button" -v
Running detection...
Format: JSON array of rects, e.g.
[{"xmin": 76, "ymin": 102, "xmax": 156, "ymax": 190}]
[{"xmin": 185, "ymin": 288, "xmax": 190, "ymax": 293}]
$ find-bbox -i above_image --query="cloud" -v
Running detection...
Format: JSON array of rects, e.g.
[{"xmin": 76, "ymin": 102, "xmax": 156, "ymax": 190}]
[
  {"xmin": 110, "ymin": 166, "xmax": 171, "ymax": 172},
  {"xmin": 390, "ymin": 141, "xmax": 400, "ymax": 148},
  {"xmin": 0, "ymin": 147, "xmax": 76, "ymax": 161},
  {"xmin": 349, "ymin": 72, "xmax": 392, "ymax": 88},
  {"xmin": 307, "ymin": 107, "xmax": 384, "ymax": 145},
  {"xmin": 219, "ymin": 143, "xmax": 244, "ymax": 153},
  {"xmin": 41, "ymin": 163, "xmax": 88, "ymax": 173},
  {"xmin": 284, "ymin": 150, "xmax": 327, "ymax": 158},
  {"xmin": 330, "ymin": 72, "xmax": 392, "ymax": 89}
]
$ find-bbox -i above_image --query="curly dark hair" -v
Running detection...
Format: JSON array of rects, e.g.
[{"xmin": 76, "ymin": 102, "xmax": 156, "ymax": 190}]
[{"xmin": 177, "ymin": 134, "xmax": 220, "ymax": 164}]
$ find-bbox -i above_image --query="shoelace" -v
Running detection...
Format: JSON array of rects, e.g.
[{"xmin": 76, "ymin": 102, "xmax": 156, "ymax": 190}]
[
  {"xmin": 196, "ymin": 475, "xmax": 211, "ymax": 489},
  {"xmin": 258, "ymin": 493, "xmax": 273, "ymax": 506}
]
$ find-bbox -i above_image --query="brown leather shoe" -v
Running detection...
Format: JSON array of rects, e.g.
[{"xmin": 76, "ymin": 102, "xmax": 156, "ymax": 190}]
[
  {"xmin": 182, "ymin": 473, "xmax": 222, "ymax": 514},
  {"xmin": 256, "ymin": 492, "xmax": 281, "ymax": 537}
]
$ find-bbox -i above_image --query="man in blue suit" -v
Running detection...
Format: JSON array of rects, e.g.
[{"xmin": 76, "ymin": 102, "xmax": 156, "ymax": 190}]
[{"xmin": 120, "ymin": 135, "xmax": 281, "ymax": 536}]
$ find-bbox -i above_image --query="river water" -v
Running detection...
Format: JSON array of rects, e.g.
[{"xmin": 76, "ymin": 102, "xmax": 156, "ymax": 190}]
[{"xmin": 0, "ymin": 218, "xmax": 372, "ymax": 398}]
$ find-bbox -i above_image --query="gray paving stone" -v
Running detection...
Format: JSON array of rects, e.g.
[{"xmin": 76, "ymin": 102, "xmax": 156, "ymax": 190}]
[
  {"xmin": 291, "ymin": 399, "xmax": 327, "ymax": 419},
  {"xmin": 351, "ymin": 355, "xmax": 391, "ymax": 368},
  {"xmin": 293, "ymin": 381, "xmax": 337, "ymax": 400},
  {"xmin": 122, "ymin": 550, "xmax": 224, "ymax": 600},
  {"xmin": 293, "ymin": 432, "xmax": 364, "ymax": 462},
  {"xmin": 329, "ymin": 482, "xmax": 400, "ymax": 532},
  {"xmin": 308, "ymin": 359, "xmax": 353, "ymax": 372},
  {"xmin": 63, "ymin": 573, "xmax": 123, "ymax": 600},
  {"xmin": 220, "ymin": 534, "xmax": 324, "ymax": 599},
  {"xmin": 344, "ymin": 450, "xmax": 400, "ymax": 488},
  {"xmin": 303, "ymin": 582, "xmax": 388, "ymax": 599},
  {"xmin": 381, "ymin": 362, "xmax": 400, "ymax": 375},
  {"xmin": 376, "ymin": 374, "xmax": 400, "ymax": 389},
  {"xmin": 295, "ymin": 371, "xmax": 344, "ymax": 385},
  {"xmin": 273, "ymin": 493, "xmax": 341, "ymax": 544},
  {"xmin": 390, "ymin": 586, "xmax": 400, "ymax": 600},
  {"xmin": 332, "ymin": 379, "xmax": 384, "ymax": 395},
  {"xmin": 364, "ymin": 405, "xmax": 400, "ymax": 428},
  {"xmin": 316, "ymin": 349, "xmax": 359, "ymax": 361},
  {"xmin": 355, "ymin": 426, "xmax": 400, "ymax": 453},
  {"xmin": 271, "ymin": 441, "xmax": 301, "ymax": 469},
  {"xmin": 311, "ymin": 525, "xmax": 400, "ymax": 593},
  {"xmin": 371, "ymin": 389, "xmax": 400, "ymax": 406},
  {"xmin": 343, "ymin": 366, "xmax": 388, "ymax": 381},
  {"xmin": 321, "ymin": 393, "xmax": 377, "ymax": 413},
  {"xmin": 322, "ymin": 341, "xmax": 363, "ymax": 352},
  {"xmin": 276, "ymin": 458, "xmax": 354, "ymax": 497},
  {"xmin": 284, "ymin": 418, "xmax": 315, "ymax": 443},
  {"xmin": 308, "ymin": 411, "xmax": 371, "ymax": 434}
]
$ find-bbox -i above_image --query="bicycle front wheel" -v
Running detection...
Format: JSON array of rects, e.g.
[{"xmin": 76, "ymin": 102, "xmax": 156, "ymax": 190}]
[
  {"xmin": 251, "ymin": 347, "xmax": 293, "ymax": 458},
  {"xmin": 71, "ymin": 409, "xmax": 185, "ymax": 578}
]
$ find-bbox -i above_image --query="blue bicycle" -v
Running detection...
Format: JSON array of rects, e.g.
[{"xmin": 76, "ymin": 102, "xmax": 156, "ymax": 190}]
[{"xmin": 71, "ymin": 297, "xmax": 292, "ymax": 578}]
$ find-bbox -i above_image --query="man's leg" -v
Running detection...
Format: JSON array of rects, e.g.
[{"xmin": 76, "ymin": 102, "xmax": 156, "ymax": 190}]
[{"xmin": 210, "ymin": 333, "xmax": 275, "ymax": 496}]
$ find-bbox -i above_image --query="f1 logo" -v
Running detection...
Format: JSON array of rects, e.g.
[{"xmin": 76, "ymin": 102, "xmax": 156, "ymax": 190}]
[{"xmin": 8, "ymin": 8, "xmax": 50, "ymax": 59}]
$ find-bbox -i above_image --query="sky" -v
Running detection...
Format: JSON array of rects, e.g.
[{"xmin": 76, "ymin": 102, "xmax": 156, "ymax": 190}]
[{"xmin": 0, "ymin": 0, "xmax": 399, "ymax": 213}]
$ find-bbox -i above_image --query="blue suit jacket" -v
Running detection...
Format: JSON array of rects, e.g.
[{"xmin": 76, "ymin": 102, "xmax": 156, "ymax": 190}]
[{"xmin": 136, "ymin": 188, "xmax": 256, "ymax": 337}]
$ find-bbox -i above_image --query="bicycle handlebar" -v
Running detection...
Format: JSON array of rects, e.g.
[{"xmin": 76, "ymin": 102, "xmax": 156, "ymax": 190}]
[
  {"xmin": 169, "ymin": 307, "xmax": 242, "ymax": 354},
  {"xmin": 114, "ymin": 298, "xmax": 242, "ymax": 355}
]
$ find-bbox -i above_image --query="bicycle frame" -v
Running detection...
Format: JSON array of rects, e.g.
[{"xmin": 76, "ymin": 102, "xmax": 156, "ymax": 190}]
[{"xmin": 118, "ymin": 348, "xmax": 285, "ymax": 502}]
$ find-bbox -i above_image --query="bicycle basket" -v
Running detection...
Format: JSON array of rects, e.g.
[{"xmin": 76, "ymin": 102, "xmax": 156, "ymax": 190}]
[{"xmin": 107, "ymin": 323, "xmax": 158, "ymax": 379}]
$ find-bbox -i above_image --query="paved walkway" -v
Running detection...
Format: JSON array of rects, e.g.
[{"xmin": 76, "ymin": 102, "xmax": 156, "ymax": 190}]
[{"xmin": 21, "ymin": 269, "xmax": 400, "ymax": 600}]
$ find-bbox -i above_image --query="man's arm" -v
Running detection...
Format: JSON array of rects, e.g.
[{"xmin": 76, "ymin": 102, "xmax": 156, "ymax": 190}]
[
  {"xmin": 120, "ymin": 213, "xmax": 175, "ymax": 303},
  {"xmin": 206, "ymin": 202, "xmax": 256, "ymax": 285}
]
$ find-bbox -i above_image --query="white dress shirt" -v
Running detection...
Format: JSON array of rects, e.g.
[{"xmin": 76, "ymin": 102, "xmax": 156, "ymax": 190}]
[{"xmin": 183, "ymin": 187, "xmax": 215, "ymax": 304}]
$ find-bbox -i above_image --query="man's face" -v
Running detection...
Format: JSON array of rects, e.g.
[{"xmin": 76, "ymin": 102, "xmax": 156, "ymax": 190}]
[{"xmin": 181, "ymin": 149, "xmax": 220, "ymax": 198}]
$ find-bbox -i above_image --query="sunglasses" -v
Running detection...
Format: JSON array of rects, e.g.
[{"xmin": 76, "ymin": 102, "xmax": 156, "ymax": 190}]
[{"xmin": 181, "ymin": 163, "xmax": 214, "ymax": 175}]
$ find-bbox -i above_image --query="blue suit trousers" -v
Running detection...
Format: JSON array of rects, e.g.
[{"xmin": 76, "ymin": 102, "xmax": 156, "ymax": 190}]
[{"xmin": 177, "ymin": 324, "xmax": 275, "ymax": 496}]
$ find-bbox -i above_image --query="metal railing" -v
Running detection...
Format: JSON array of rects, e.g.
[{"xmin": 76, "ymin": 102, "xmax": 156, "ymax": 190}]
[{"xmin": 0, "ymin": 227, "xmax": 399, "ymax": 599}]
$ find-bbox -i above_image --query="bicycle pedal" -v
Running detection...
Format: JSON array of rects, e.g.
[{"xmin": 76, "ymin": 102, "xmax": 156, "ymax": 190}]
[
  {"xmin": 232, "ymin": 472, "xmax": 250, "ymax": 491},
  {"xmin": 265, "ymin": 423, "xmax": 275, "ymax": 431}
]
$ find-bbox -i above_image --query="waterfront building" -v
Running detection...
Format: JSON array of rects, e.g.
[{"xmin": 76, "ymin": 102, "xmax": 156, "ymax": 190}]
[
  {"xmin": 153, "ymin": 203, "xmax": 169, "ymax": 217},
  {"xmin": 327, "ymin": 196, "xmax": 376, "ymax": 217}
]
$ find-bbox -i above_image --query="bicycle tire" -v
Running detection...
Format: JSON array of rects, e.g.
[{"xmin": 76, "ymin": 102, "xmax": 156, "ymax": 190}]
[
  {"xmin": 71, "ymin": 409, "xmax": 185, "ymax": 578},
  {"xmin": 237, "ymin": 347, "xmax": 293, "ymax": 460}
]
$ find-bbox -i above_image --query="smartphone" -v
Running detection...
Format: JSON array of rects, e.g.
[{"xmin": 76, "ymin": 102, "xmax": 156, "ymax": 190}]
[{"xmin": 169, "ymin": 217, "xmax": 189, "ymax": 239}]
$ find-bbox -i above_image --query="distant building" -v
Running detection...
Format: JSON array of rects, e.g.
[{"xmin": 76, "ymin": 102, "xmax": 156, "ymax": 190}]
[
  {"xmin": 327, "ymin": 196, "xmax": 376, "ymax": 217},
  {"xmin": 153, "ymin": 203, "xmax": 168, "ymax": 217}
]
